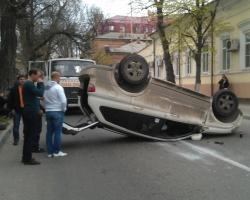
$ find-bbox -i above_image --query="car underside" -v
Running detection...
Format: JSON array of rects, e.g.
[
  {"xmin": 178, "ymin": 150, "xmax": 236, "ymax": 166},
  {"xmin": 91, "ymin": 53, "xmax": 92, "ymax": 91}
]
[{"xmin": 62, "ymin": 54, "xmax": 243, "ymax": 141}]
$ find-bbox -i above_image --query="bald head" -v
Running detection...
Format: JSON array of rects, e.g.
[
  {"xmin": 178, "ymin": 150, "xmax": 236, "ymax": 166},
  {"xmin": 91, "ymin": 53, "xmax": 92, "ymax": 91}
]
[{"xmin": 51, "ymin": 71, "xmax": 61, "ymax": 83}]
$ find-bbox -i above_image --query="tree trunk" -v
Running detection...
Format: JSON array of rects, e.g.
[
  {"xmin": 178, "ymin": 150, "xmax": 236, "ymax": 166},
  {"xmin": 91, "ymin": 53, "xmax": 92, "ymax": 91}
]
[
  {"xmin": 194, "ymin": 5, "xmax": 203, "ymax": 92},
  {"xmin": 194, "ymin": 51, "xmax": 202, "ymax": 92},
  {"xmin": 0, "ymin": 6, "xmax": 17, "ymax": 92},
  {"xmin": 18, "ymin": 0, "xmax": 36, "ymax": 64},
  {"xmin": 155, "ymin": 0, "xmax": 175, "ymax": 83}
]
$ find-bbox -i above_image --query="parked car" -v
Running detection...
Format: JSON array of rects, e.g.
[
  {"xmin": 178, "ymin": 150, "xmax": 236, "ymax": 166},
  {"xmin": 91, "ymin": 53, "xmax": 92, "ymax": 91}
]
[{"xmin": 62, "ymin": 54, "xmax": 243, "ymax": 141}]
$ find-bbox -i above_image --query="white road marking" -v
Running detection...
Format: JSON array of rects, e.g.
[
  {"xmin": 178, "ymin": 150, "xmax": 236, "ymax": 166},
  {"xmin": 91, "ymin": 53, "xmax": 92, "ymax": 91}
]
[
  {"xmin": 181, "ymin": 141, "xmax": 250, "ymax": 173},
  {"xmin": 176, "ymin": 151, "xmax": 203, "ymax": 161}
]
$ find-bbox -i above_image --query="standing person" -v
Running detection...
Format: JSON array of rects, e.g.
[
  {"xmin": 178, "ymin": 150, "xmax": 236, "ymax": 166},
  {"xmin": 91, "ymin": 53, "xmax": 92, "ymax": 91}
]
[
  {"xmin": 32, "ymin": 71, "xmax": 45, "ymax": 153},
  {"xmin": 7, "ymin": 75, "xmax": 26, "ymax": 145},
  {"xmin": 22, "ymin": 69, "xmax": 44, "ymax": 165},
  {"xmin": 218, "ymin": 74, "xmax": 230, "ymax": 90},
  {"xmin": 44, "ymin": 72, "xmax": 67, "ymax": 158}
]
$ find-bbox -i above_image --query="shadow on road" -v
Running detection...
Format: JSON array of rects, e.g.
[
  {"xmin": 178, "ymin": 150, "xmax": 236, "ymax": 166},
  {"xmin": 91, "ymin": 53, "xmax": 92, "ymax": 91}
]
[{"xmin": 62, "ymin": 133, "xmax": 154, "ymax": 151}]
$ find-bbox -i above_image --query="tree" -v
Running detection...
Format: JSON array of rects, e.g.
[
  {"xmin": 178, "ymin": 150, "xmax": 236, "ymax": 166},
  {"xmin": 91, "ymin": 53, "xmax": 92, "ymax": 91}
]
[
  {"xmin": 0, "ymin": 0, "xmax": 30, "ymax": 91},
  {"xmin": 90, "ymin": 50, "xmax": 113, "ymax": 65},
  {"xmin": 17, "ymin": 0, "xmax": 104, "ymax": 65},
  {"xmin": 134, "ymin": 0, "xmax": 176, "ymax": 83},
  {"xmin": 177, "ymin": 0, "xmax": 220, "ymax": 91},
  {"xmin": 154, "ymin": 0, "xmax": 176, "ymax": 83}
]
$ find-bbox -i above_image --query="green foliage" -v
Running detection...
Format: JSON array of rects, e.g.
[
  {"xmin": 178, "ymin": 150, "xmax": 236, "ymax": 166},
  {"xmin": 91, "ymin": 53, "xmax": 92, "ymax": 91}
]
[
  {"xmin": 17, "ymin": 0, "xmax": 105, "ymax": 64},
  {"xmin": 0, "ymin": 116, "xmax": 10, "ymax": 125},
  {"xmin": 90, "ymin": 50, "xmax": 113, "ymax": 65}
]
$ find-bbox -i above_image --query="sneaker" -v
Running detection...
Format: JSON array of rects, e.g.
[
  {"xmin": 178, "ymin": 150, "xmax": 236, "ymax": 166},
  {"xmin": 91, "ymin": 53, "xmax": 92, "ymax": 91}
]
[
  {"xmin": 48, "ymin": 154, "xmax": 53, "ymax": 158},
  {"xmin": 53, "ymin": 151, "xmax": 67, "ymax": 157}
]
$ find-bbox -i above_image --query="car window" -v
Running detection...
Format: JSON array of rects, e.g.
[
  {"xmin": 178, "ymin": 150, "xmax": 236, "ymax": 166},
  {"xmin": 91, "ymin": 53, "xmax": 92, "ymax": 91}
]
[{"xmin": 51, "ymin": 60, "xmax": 95, "ymax": 77}]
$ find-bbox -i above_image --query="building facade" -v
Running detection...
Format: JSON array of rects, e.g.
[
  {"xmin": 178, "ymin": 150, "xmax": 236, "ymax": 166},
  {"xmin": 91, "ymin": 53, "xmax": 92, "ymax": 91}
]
[
  {"xmin": 93, "ymin": 32, "xmax": 151, "ymax": 64},
  {"xmin": 98, "ymin": 15, "xmax": 156, "ymax": 35},
  {"xmin": 139, "ymin": 0, "xmax": 250, "ymax": 99}
]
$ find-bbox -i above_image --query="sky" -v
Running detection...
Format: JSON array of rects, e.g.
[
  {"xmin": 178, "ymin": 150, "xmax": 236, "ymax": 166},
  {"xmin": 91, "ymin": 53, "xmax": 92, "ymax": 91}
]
[{"xmin": 82, "ymin": 0, "xmax": 147, "ymax": 17}]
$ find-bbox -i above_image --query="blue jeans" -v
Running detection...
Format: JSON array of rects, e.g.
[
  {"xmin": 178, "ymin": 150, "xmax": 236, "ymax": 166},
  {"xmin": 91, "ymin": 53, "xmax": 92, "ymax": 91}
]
[
  {"xmin": 46, "ymin": 111, "xmax": 64, "ymax": 154},
  {"xmin": 13, "ymin": 111, "xmax": 22, "ymax": 141}
]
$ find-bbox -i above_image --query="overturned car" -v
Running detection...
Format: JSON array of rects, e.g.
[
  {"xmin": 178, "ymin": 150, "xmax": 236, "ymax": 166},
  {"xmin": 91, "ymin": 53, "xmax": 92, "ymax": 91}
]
[{"xmin": 63, "ymin": 54, "xmax": 243, "ymax": 141}]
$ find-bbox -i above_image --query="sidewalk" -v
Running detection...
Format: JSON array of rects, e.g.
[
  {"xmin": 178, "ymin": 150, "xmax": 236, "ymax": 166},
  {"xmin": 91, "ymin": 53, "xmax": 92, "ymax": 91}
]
[
  {"xmin": 0, "ymin": 123, "xmax": 12, "ymax": 149},
  {"xmin": 239, "ymin": 103, "xmax": 250, "ymax": 120}
]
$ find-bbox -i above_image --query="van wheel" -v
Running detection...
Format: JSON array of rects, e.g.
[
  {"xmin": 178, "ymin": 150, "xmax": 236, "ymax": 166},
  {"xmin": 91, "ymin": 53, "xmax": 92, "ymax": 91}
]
[
  {"xmin": 119, "ymin": 54, "xmax": 149, "ymax": 85},
  {"xmin": 212, "ymin": 89, "xmax": 239, "ymax": 119}
]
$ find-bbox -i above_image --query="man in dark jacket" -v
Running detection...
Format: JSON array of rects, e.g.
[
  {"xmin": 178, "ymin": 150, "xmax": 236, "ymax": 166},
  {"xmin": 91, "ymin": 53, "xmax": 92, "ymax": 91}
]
[
  {"xmin": 22, "ymin": 69, "xmax": 44, "ymax": 165},
  {"xmin": 7, "ymin": 75, "xmax": 26, "ymax": 145},
  {"xmin": 32, "ymin": 71, "xmax": 45, "ymax": 153}
]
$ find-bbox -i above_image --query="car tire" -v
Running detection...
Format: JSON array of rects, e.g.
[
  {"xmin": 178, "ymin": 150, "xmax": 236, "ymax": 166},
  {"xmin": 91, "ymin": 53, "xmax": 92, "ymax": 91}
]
[
  {"xmin": 212, "ymin": 89, "xmax": 239, "ymax": 119},
  {"xmin": 119, "ymin": 54, "xmax": 149, "ymax": 85},
  {"xmin": 115, "ymin": 63, "xmax": 150, "ymax": 93}
]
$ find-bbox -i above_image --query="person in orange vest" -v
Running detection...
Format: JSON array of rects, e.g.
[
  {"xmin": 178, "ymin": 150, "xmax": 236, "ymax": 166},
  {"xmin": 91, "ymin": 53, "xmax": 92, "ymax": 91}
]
[{"xmin": 7, "ymin": 75, "xmax": 26, "ymax": 145}]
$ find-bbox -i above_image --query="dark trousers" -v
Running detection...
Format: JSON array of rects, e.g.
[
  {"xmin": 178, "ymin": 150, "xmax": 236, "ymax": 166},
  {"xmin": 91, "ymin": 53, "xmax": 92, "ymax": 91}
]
[
  {"xmin": 13, "ymin": 111, "xmax": 22, "ymax": 141},
  {"xmin": 32, "ymin": 114, "xmax": 42, "ymax": 150},
  {"xmin": 22, "ymin": 111, "xmax": 38, "ymax": 162}
]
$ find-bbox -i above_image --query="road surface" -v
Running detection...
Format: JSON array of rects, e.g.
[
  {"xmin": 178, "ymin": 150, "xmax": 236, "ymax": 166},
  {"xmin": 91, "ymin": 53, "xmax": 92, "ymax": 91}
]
[{"xmin": 0, "ymin": 113, "xmax": 250, "ymax": 200}]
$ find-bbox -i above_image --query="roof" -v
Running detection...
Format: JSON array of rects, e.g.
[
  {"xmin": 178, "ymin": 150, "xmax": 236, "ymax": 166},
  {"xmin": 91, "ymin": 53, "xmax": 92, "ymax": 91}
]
[
  {"xmin": 109, "ymin": 41, "xmax": 149, "ymax": 53},
  {"xmin": 108, "ymin": 15, "xmax": 153, "ymax": 24},
  {"xmin": 96, "ymin": 32, "xmax": 151, "ymax": 41}
]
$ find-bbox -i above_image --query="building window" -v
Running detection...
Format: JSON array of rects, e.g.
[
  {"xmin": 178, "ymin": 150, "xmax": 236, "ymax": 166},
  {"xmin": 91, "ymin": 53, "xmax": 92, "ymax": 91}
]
[
  {"xmin": 202, "ymin": 52, "xmax": 209, "ymax": 73},
  {"xmin": 187, "ymin": 51, "xmax": 192, "ymax": 75},
  {"xmin": 222, "ymin": 39, "xmax": 230, "ymax": 70},
  {"xmin": 135, "ymin": 25, "xmax": 141, "ymax": 33},
  {"xmin": 120, "ymin": 26, "xmax": 125, "ymax": 33},
  {"xmin": 246, "ymin": 32, "xmax": 250, "ymax": 68},
  {"xmin": 109, "ymin": 25, "xmax": 114, "ymax": 31}
]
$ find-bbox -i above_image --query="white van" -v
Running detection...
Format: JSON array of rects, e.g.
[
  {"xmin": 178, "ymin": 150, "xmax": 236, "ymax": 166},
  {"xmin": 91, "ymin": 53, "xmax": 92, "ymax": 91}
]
[{"xmin": 29, "ymin": 58, "xmax": 96, "ymax": 107}]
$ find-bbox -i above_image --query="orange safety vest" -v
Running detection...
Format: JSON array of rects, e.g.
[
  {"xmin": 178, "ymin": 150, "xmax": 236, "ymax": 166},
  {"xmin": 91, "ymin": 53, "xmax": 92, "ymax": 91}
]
[{"xmin": 18, "ymin": 85, "xmax": 24, "ymax": 108}]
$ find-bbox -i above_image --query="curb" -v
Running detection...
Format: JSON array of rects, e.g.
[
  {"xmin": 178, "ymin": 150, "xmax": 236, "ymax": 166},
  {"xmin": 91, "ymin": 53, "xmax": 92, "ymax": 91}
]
[{"xmin": 0, "ymin": 122, "xmax": 12, "ymax": 150}]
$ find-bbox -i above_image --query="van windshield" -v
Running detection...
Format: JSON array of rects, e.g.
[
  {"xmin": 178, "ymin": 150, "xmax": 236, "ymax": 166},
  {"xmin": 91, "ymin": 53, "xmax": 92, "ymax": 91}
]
[{"xmin": 51, "ymin": 60, "xmax": 95, "ymax": 77}]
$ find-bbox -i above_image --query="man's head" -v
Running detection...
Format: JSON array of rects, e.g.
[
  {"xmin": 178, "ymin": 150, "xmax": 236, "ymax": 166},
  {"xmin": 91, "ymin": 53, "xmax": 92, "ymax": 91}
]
[
  {"xmin": 51, "ymin": 71, "xmax": 61, "ymax": 83},
  {"xmin": 28, "ymin": 69, "xmax": 41, "ymax": 82},
  {"xmin": 17, "ymin": 75, "xmax": 26, "ymax": 85}
]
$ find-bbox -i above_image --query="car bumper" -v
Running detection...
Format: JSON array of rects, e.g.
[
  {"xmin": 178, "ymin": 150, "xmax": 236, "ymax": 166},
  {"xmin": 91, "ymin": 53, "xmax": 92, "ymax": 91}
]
[{"xmin": 203, "ymin": 110, "xmax": 243, "ymax": 134}]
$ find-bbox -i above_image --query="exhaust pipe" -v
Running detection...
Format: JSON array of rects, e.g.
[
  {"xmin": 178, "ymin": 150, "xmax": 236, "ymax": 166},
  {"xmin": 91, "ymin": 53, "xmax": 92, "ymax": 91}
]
[{"xmin": 62, "ymin": 121, "xmax": 99, "ymax": 135}]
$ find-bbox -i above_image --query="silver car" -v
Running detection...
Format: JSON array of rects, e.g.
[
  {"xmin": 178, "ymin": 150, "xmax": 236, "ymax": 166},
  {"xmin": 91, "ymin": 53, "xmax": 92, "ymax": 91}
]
[{"xmin": 63, "ymin": 54, "xmax": 243, "ymax": 141}]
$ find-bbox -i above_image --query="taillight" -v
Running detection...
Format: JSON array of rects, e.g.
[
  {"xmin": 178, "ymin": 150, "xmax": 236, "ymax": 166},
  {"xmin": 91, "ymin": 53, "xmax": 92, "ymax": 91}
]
[{"xmin": 88, "ymin": 84, "xmax": 96, "ymax": 92}]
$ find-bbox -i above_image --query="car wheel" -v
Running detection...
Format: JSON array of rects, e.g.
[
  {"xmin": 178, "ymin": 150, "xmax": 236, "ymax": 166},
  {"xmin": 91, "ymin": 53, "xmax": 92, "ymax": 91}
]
[
  {"xmin": 212, "ymin": 89, "xmax": 239, "ymax": 118},
  {"xmin": 119, "ymin": 54, "xmax": 149, "ymax": 85}
]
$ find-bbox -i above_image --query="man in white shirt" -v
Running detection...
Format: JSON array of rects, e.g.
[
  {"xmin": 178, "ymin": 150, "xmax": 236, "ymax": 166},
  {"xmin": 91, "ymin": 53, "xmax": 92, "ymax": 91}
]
[{"xmin": 44, "ymin": 72, "xmax": 67, "ymax": 158}]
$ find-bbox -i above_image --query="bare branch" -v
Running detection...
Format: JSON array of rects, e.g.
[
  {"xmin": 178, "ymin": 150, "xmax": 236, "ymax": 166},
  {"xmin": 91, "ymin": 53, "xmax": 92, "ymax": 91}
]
[{"xmin": 34, "ymin": 4, "xmax": 53, "ymax": 19}]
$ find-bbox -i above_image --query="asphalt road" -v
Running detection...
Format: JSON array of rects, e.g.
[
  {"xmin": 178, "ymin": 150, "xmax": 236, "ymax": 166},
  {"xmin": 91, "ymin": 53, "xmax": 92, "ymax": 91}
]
[{"xmin": 0, "ymin": 112, "xmax": 250, "ymax": 200}]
